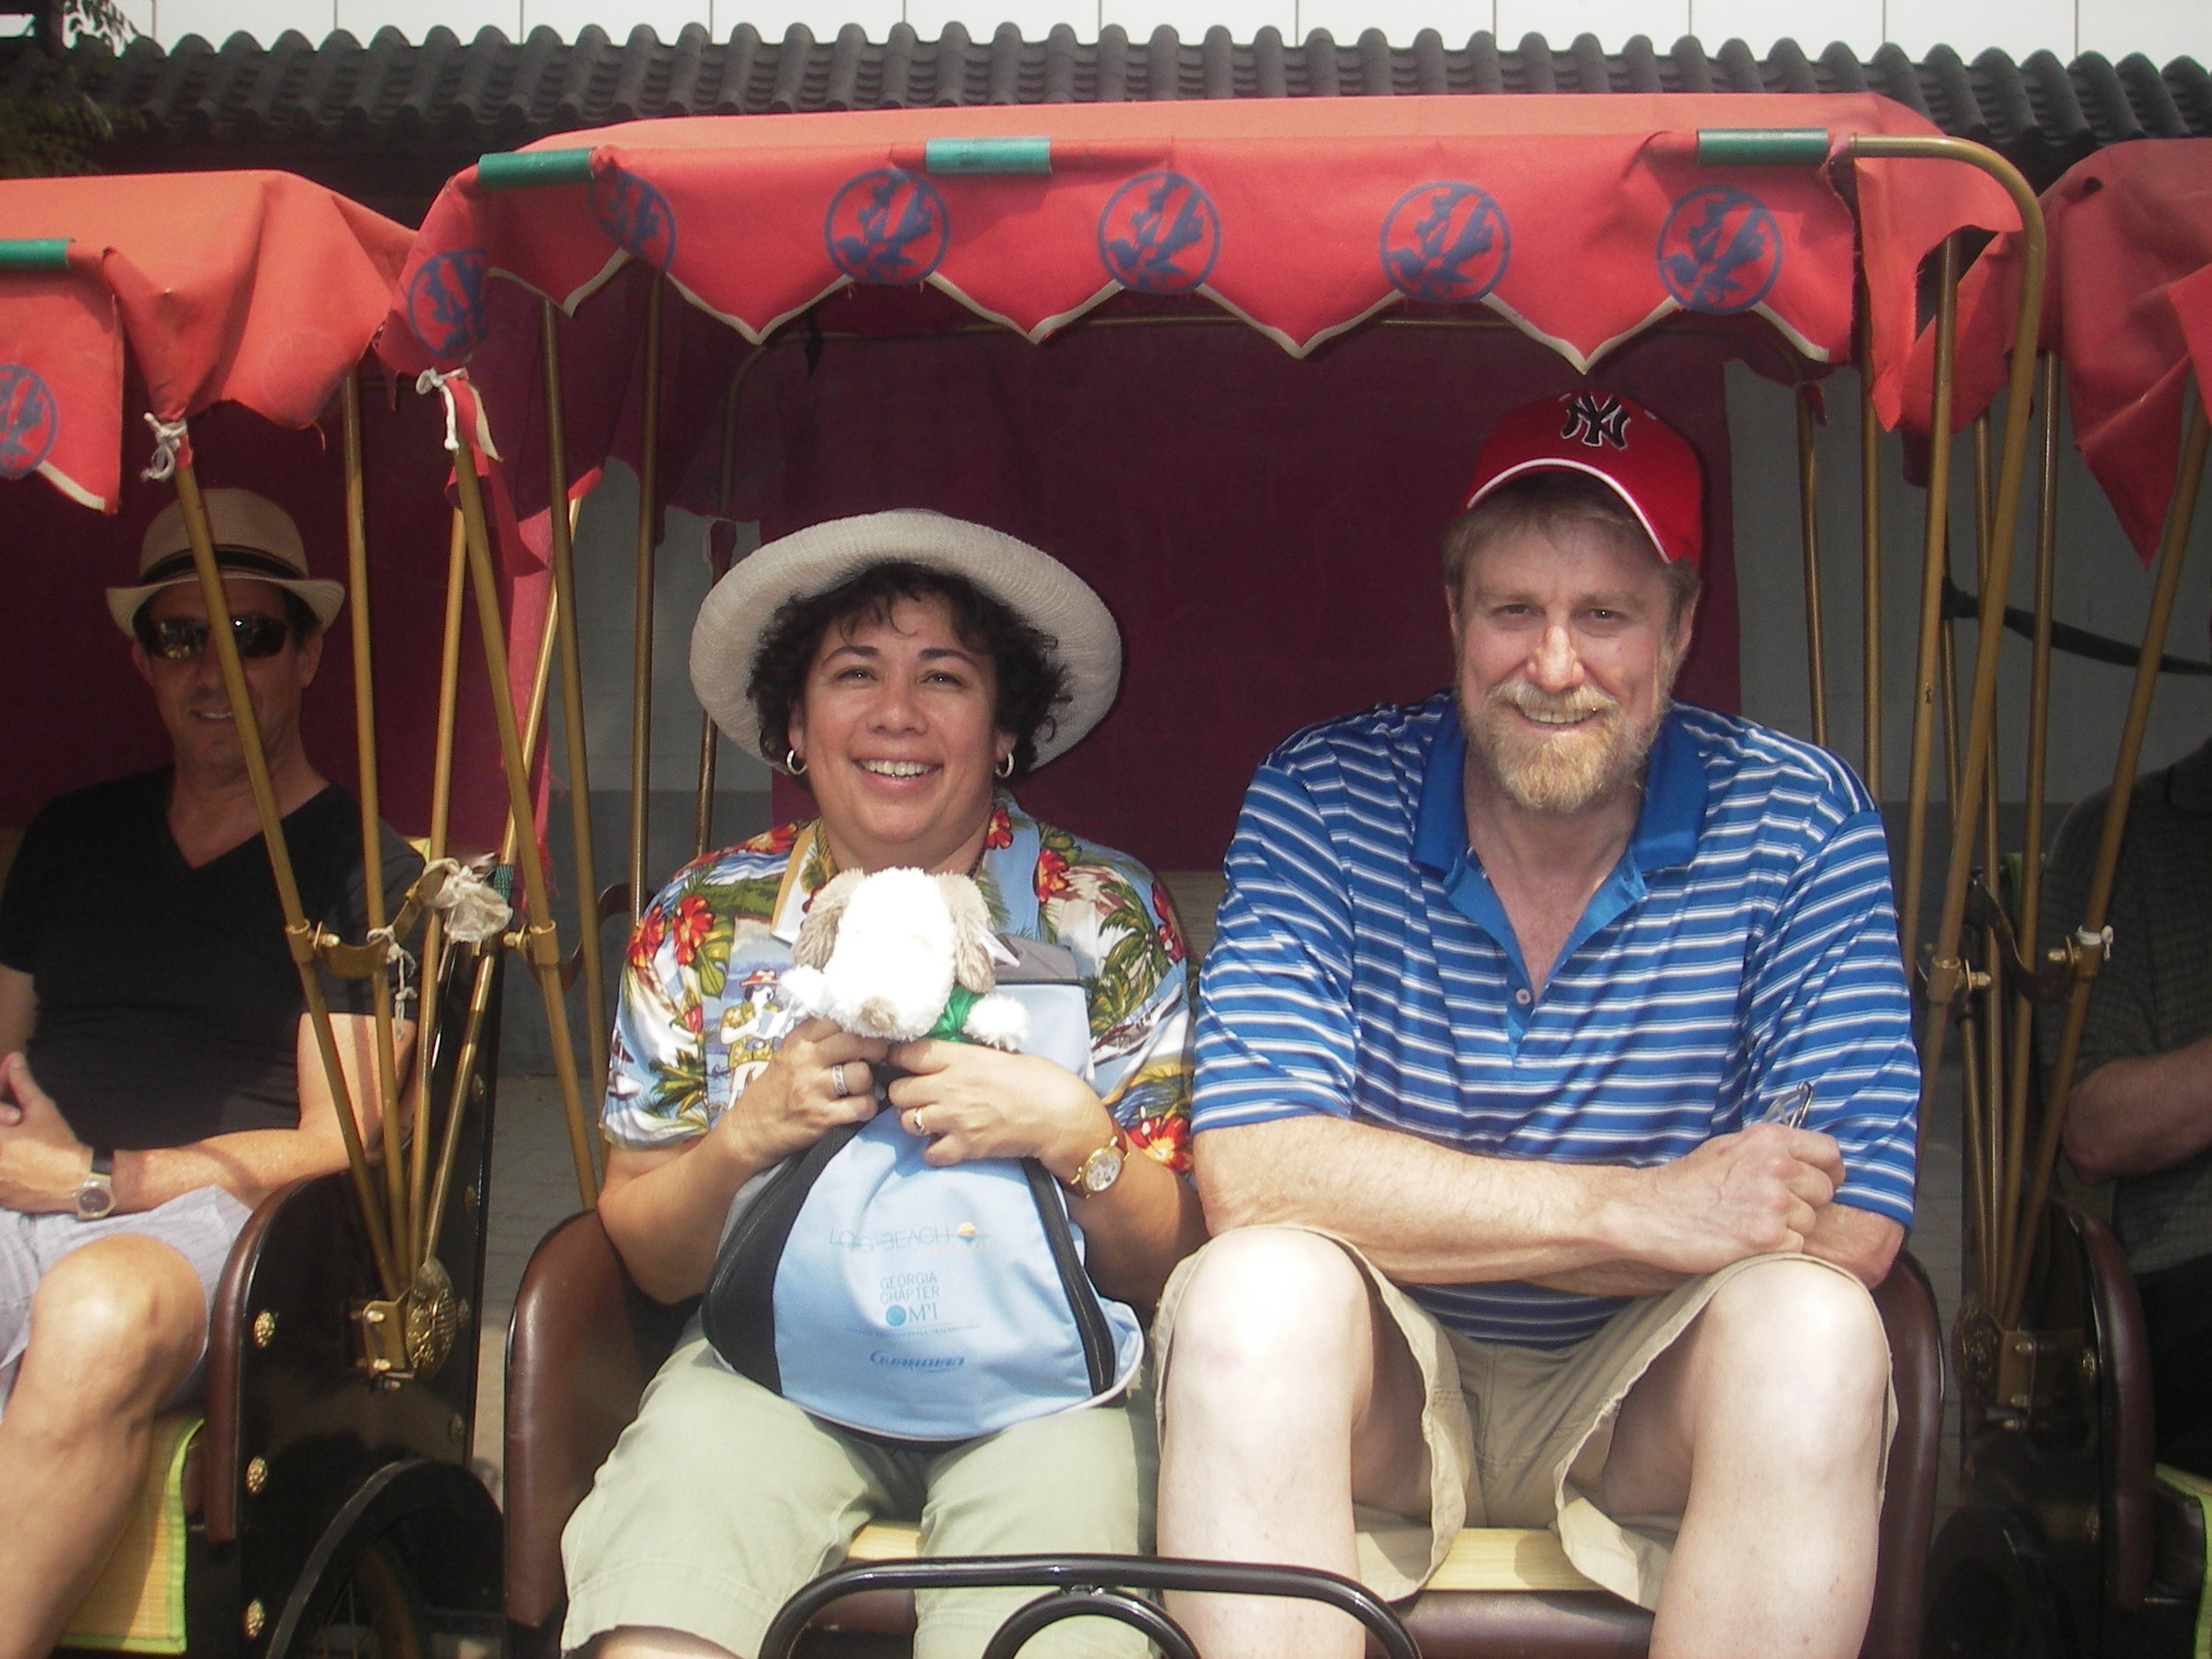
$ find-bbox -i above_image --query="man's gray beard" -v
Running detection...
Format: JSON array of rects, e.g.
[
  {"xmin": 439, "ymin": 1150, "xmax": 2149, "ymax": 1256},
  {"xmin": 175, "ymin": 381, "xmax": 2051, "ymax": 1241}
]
[{"xmin": 1460, "ymin": 678, "xmax": 1673, "ymax": 817}]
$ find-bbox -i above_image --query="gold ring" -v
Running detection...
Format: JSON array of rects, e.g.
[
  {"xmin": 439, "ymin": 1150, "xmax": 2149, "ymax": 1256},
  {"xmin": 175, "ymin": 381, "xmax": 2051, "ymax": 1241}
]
[{"xmin": 913, "ymin": 1109, "xmax": 928, "ymax": 1136}]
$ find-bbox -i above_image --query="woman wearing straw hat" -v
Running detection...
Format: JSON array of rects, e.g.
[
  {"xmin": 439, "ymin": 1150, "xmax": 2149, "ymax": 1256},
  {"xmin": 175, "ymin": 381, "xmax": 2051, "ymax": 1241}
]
[{"xmin": 563, "ymin": 511, "xmax": 1204, "ymax": 1659}]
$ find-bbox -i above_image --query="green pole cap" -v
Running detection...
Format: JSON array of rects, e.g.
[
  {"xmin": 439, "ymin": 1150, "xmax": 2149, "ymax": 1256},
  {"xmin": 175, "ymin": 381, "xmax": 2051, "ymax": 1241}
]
[{"xmin": 478, "ymin": 149, "xmax": 596, "ymax": 190}]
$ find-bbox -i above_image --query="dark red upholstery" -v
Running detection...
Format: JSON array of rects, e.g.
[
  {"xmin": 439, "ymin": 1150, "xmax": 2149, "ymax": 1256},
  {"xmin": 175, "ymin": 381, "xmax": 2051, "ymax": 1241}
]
[{"xmin": 502, "ymin": 1225, "xmax": 1944, "ymax": 1659}]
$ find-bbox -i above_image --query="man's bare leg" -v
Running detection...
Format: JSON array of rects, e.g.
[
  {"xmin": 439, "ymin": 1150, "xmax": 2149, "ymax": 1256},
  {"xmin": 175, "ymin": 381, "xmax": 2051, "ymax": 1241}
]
[
  {"xmin": 593, "ymin": 1630, "xmax": 736, "ymax": 1659},
  {"xmin": 0, "ymin": 1234, "xmax": 207, "ymax": 1659},
  {"xmin": 1601, "ymin": 1258, "xmax": 1890, "ymax": 1659},
  {"xmin": 1156, "ymin": 1228, "xmax": 1429, "ymax": 1659}
]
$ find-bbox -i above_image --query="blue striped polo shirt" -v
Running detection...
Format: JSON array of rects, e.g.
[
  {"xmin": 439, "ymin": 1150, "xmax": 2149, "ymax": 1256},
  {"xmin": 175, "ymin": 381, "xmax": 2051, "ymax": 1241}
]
[{"xmin": 1193, "ymin": 692, "xmax": 1920, "ymax": 1348}]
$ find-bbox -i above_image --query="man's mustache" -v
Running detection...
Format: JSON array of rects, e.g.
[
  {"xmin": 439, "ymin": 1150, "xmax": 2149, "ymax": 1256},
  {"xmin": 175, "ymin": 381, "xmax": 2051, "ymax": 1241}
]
[{"xmin": 1486, "ymin": 681, "xmax": 1620, "ymax": 724}]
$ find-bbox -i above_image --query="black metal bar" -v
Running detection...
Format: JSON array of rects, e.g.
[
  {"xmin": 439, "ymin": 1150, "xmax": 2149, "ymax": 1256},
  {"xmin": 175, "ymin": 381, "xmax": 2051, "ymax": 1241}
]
[
  {"xmin": 757, "ymin": 1554, "xmax": 1419, "ymax": 1659},
  {"xmin": 978, "ymin": 1587, "xmax": 1199, "ymax": 1659},
  {"xmin": 1940, "ymin": 573, "xmax": 2212, "ymax": 676}
]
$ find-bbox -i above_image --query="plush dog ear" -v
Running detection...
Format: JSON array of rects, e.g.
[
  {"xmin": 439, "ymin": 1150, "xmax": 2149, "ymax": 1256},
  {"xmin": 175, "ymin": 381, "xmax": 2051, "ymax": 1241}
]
[
  {"xmin": 793, "ymin": 869, "xmax": 865, "ymax": 969},
  {"xmin": 936, "ymin": 873, "xmax": 999, "ymax": 994}
]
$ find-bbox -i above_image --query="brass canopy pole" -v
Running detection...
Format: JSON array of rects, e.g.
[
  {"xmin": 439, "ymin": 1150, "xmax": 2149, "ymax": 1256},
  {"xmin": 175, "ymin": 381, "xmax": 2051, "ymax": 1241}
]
[
  {"xmin": 1797, "ymin": 383, "xmax": 1830, "ymax": 748},
  {"xmin": 2004, "ymin": 392, "xmax": 2210, "ymax": 1325},
  {"xmin": 341, "ymin": 375, "xmax": 413, "ymax": 1268},
  {"xmin": 408, "ymin": 512, "xmax": 471, "ymax": 1267},
  {"xmin": 171, "ymin": 453, "xmax": 400, "ymax": 1298},
  {"xmin": 541, "ymin": 300, "xmax": 611, "ymax": 1097},
  {"xmin": 694, "ymin": 347, "xmax": 766, "ymax": 861},
  {"xmin": 449, "ymin": 422, "xmax": 602, "ymax": 1210},
  {"xmin": 1857, "ymin": 301, "xmax": 1884, "ymax": 801},
  {"xmin": 628, "ymin": 275, "xmax": 665, "ymax": 923},
  {"xmin": 1998, "ymin": 351, "xmax": 2064, "ymax": 1292},
  {"xmin": 1874, "ymin": 142, "xmax": 2048, "ymax": 1139},
  {"xmin": 1900, "ymin": 234, "xmax": 1962, "ymax": 980},
  {"xmin": 420, "ymin": 946, "xmax": 502, "ymax": 1266}
]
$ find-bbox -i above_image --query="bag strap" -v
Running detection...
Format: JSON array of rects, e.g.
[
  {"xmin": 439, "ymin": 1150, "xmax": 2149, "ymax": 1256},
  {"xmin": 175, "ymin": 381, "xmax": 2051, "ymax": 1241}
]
[
  {"xmin": 1020, "ymin": 1159, "xmax": 1117, "ymax": 1397},
  {"xmin": 701, "ymin": 1121, "xmax": 864, "ymax": 1391}
]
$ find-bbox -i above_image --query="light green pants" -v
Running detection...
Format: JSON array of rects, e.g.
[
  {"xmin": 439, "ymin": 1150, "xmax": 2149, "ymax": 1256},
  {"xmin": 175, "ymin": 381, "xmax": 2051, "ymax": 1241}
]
[{"xmin": 562, "ymin": 1325, "xmax": 1154, "ymax": 1659}]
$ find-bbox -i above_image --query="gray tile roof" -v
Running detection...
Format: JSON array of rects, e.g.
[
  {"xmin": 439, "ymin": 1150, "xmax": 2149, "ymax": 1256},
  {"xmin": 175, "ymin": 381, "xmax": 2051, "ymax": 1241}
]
[{"xmin": 7, "ymin": 27, "xmax": 2206, "ymax": 216}]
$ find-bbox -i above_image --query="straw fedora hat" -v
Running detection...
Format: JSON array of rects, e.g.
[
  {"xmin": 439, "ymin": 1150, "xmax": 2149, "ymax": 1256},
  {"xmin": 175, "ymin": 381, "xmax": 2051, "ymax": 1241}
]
[
  {"xmin": 690, "ymin": 511, "xmax": 1121, "ymax": 769},
  {"xmin": 107, "ymin": 489, "xmax": 346, "ymax": 636}
]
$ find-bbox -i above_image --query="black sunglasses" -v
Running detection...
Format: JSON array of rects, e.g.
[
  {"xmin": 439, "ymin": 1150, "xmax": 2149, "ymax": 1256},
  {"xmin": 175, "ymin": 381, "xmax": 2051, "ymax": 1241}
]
[{"xmin": 134, "ymin": 612, "xmax": 295, "ymax": 662}]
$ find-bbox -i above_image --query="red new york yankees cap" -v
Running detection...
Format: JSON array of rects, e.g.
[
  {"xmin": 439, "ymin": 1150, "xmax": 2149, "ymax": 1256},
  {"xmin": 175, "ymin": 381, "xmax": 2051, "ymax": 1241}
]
[{"xmin": 1460, "ymin": 389, "xmax": 1704, "ymax": 569}]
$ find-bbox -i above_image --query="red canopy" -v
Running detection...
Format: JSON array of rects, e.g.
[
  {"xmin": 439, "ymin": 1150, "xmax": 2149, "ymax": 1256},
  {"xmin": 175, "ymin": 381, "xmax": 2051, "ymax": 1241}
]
[
  {"xmin": 0, "ymin": 171, "xmax": 411, "ymax": 513},
  {"xmin": 380, "ymin": 98, "xmax": 2019, "ymax": 869},
  {"xmin": 386, "ymin": 95, "xmax": 2012, "ymax": 427},
  {"xmin": 1901, "ymin": 140, "xmax": 2212, "ymax": 565},
  {"xmin": 0, "ymin": 174, "xmax": 534, "ymax": 855}
]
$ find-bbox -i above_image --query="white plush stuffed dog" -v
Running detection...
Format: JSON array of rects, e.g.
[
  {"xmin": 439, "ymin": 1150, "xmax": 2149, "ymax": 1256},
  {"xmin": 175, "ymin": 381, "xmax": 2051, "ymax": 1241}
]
[{"xmin": 780, "ymin": 867, "xmax": 1031, "ymax": 1050}]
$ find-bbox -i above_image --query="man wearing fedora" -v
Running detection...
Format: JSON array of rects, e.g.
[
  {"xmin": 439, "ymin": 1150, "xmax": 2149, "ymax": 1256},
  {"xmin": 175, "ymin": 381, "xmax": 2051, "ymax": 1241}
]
[
  {"xmin": 1156, "ymin": 391, "xmax": 1919, "ymax": 1659},
  {"xmin": 0, "ymin": 488, "xmax": 418, "ymax": 1655}
]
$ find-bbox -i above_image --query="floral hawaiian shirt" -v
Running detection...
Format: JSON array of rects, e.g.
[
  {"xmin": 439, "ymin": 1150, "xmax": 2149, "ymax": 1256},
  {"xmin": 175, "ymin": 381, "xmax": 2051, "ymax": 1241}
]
[{"xmin": 603, "ymin": 795, "xmax": 1194, "ymax": 1173}]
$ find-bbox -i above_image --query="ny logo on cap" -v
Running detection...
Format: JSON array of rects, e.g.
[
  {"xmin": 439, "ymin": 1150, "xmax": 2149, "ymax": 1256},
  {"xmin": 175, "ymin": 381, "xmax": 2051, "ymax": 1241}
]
[{"xmin": 1560, "ymin": 392, "xmax": 1632, "ymax": 449}]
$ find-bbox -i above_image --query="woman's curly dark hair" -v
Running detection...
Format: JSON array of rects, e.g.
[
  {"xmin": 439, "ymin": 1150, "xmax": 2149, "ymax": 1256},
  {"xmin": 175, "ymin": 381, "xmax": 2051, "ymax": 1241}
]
[{"xmin": 746, "ymin": 561, "xmax": 1071, "ymax": 781}]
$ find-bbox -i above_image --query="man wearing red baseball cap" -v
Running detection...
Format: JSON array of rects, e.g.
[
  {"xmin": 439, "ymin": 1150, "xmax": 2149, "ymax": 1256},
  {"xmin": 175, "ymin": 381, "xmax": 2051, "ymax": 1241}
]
[{"xmin": 1160, "ymin": 390, "xmax": 1918, "ymax": 1659}]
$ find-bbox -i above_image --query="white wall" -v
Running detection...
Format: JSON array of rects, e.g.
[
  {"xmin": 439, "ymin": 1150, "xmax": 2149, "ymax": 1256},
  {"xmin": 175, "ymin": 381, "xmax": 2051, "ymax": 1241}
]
[{"xmin": 100, "ymin": 0, "xmax": 2205, "ymax": 65}]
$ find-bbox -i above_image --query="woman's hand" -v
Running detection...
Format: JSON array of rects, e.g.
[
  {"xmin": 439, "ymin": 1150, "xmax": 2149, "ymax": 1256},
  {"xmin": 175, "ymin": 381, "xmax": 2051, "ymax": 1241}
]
[
  {"xmin": 885, "ymin": 1039, "xmax": 1116, "ymax": 1182},
  {"xmin": 715, "ymin": 1017, "xmax": 890, "ymax": 1168}
]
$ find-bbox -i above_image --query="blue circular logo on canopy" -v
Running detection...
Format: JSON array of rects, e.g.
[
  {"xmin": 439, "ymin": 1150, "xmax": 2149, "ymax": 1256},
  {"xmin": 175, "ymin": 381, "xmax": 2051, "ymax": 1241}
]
[
  {"xmin": 1656, "ymin": 187, "xmax": 1783, "ymax": 315},
  {"xmin": 825, "ymin": 169, "xmax": 949, "ymax": 286},
  {"xmin": 592, "ymin": 168, "xmax": 678, "ymax": 271},
  {"xmin": 406, "ymin": 249, "xmax": 490, "ymax": 359},
  {"xmin": 1097, "ymin": 173, "xmax": 1221, "ymax": 296},
  {"xmin": 1380, "ymin": 182, "xmax": 1510, "ymax": 304},
  {"xmin": 0, "ymin": 364, "xmax": 58, "ymax": 480}
]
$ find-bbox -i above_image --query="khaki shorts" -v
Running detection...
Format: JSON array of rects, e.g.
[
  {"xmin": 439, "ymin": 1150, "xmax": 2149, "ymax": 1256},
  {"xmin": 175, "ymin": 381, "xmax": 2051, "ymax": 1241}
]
[
  {"xmin": 1154, "ymin": 1229, "xmax": 1893, "ymax": 1610},
  {"xmin": 562, "ymin": 1320, "xmax": 1155, "ymax": 1659}
]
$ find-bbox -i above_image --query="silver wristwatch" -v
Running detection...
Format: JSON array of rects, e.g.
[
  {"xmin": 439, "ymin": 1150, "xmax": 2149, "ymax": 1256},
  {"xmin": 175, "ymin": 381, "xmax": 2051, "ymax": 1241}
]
[{"xmin": 74, "ymin": 1147, "xmax": 116, "ymax": 1221}]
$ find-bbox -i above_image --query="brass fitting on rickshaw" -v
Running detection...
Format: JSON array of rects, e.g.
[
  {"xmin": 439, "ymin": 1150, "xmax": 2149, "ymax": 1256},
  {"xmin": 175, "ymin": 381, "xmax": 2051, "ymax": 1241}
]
[
  {"xmin": 1955, "ymin": 1298, "xmax": 2087, "ymax": 1426},
  {"xmin": 354, "ymin": 1256, "xmax": 465, "ymax": 1384}
]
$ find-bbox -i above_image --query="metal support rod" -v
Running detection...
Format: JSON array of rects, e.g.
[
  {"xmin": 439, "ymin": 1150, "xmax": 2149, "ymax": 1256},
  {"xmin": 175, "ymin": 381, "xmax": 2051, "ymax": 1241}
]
[
  {"xmin": 449, "ymin": 422, "xmax": 602, "ymax": 1210},
  {"xmin": 758, "ymin": 1557, "xmax": 1419, "ymax": 1659},
  {"xmin": 1797, "ymin": 383, "xmax": 1830, "ymax": 748},
  {"xmin": 172, "ymin": 454, "xmax": 400, "ymax": 1298},
  {"xmin": 2004, "ymin": 392, "xmax": 2209, "ymax": 1325},
  {"xmin": 1857, "ymin": 298, "xmax": 1884, "ymax": 800},
  {"xmin": 1900, "ymin": 234, "xmax": 1962, "ymax": 975},
  {"xmin": 541, "ymin": 299, "xmax": 610, "ymax": 1097},
  {"xmin": 419, "ymin": 944, "xmax": 501, "ymax": 1267},
  {"xmin": 1997, "ymin": 351, "xmax": 2064, "ymax": 1296},
  {"xmin": 627, "ymin": 275, "xmax": 665, "ymax": 923},
  {"xmin": 1878, "ymin": 144, "xmax": 2047, "ymax": 1161},
  {"xmin": 341, "ymin": 375, "xmax": 415, "ymax": 1270},
  {"xmin": 409, "ymin": 511, "xmax": 471, "ymax": 1268},
  {"xmin": 691, "ymin": 347, "xmax": 767, "ymax": 861}
]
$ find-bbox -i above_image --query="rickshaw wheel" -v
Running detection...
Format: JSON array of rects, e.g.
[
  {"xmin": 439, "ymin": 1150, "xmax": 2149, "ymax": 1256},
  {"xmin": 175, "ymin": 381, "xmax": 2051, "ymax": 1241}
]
[
  {"xmin": 295, "ymin": 1541, "xmax": 426, "ymax": 1659},
  {"xmin": 1924, "ymin": 1504, "xmax": 2079, "ymax": 1659}
]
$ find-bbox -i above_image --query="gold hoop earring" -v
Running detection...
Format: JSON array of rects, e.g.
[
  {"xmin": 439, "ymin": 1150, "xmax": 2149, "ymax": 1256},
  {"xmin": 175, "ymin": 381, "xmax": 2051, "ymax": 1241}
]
[
  {"xmin": 786, "ymin": 749, "xmax": 808, "ymax": 777},
  {"xmin": 995, "ymin": 753, "xmax": 1015, "ymax": 780}
]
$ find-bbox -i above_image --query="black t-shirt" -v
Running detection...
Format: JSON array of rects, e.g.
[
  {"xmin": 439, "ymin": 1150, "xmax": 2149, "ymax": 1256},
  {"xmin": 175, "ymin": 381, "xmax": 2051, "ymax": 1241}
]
[{"xmin": 0, "ymin": 771, "xmax": 422, "ymax": 1150}]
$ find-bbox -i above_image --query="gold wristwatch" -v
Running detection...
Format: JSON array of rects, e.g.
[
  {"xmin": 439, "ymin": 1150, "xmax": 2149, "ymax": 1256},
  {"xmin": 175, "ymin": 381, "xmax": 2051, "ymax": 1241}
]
[{"xmin": 1064, "ymin": 1128, "xmax": 1127, "ymax": 1197}]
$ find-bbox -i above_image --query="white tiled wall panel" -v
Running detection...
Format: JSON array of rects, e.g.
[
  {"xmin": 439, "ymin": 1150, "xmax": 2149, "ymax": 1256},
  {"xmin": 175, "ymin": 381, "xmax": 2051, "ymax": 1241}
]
[
  {"xmin": 1098, "ymin": 0, "xmax": 1294, "ymax": 40},
  {"xmin": 336, "ymin": 0, "xmax": 516, "ymax": 37},
  {"xmin": 905, "ymin": 0, "xmax": 1096, "ymax": 40},
  {"xmin": 1295, "ymin": 0, "xmax": 1487, "ymax": 45},
  {"xmin": 1689, "ymin": 0, "xmax": 1885, "ymax": 56},
  {"xmin": 710, "ymin": 0, "xmax": 904, "ymax": 36},
  {"xmin": 1881, "ymin": 0, "xmax": 2078, "ymax": 61},
  {"xmin": 2078, "ymin": 0, "xmax": 2205, "ymax": 66},
  {"xmin": 1494, "ymin": 0, "xmax": 1686, "ymax": 48},
  {"xmin": 526, "ymin": 0, "xmax": 710, "ymax": 39},
  {"xmin": 156, "ymin": 0, "xmax": 335, "ymax": 44}
]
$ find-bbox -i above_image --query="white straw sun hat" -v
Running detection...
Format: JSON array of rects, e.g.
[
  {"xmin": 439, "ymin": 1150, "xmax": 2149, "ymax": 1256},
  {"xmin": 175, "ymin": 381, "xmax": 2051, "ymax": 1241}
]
[
  {"xmin": 107, "ymin": 488, "xmax": 346, "ymax": 636},
  {"xmin": 690, "ymin": 511, "xmax": 1122, "ymax": 770}
]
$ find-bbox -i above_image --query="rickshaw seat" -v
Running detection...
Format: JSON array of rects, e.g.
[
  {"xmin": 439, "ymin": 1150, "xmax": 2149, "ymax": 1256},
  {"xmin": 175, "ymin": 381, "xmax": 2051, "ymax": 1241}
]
[
  {"xmin": 503, "ymin": 1214, "xmax": 1943, "ymax": 1659},
  {"xmin": 61, "ymin": 1409, "xmax": 204, "ymax": 1651}
]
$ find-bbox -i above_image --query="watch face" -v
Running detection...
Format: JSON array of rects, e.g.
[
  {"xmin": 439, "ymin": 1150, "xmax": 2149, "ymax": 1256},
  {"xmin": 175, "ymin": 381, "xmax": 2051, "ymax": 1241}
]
[
  {"xmin": 76, "ymin": 1182, "xmax": 115, "ymax": 1220},
  {"xmin": 1080, "ymin": 1148, "xmax": 1125, "ymax": 1194}
]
